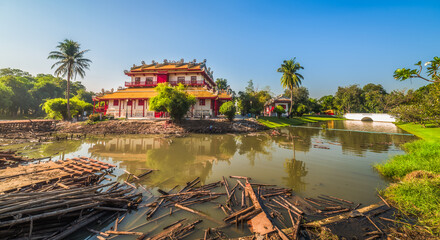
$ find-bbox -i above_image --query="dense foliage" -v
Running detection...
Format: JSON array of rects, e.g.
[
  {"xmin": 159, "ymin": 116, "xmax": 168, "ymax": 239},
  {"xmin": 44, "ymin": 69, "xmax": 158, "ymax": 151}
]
[
  {"xmin": 237, "ymin": 80, "xmax": 271, "ymax": 115},
  {"xmin": 391, "ymin": 57, "xmax": 440, "ymax": 126},
  {"xmin": 0, "ymin": 68, "xmax": 94, "ymax": 117},
  {"xmin": 273, "ymin": 105, "xmax": 285, "ymax": 118},
  {"xmin": 42, "ymin": 97, "xmax": 92, "ymax": 120},
  {"xmin": 219, "ymin": 101, "xmax": 236, "ymax": 121},
  {"xmin": 215, "ymin": 78, "xmax": 229, "ymax": 90},
  {"xmin": 149, "ymin": 83, "xmax": 196, "ymax": 122}
]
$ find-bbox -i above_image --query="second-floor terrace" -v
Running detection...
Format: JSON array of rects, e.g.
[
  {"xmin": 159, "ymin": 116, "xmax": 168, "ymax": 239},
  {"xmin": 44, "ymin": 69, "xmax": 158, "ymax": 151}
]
[{"xmin": 125, "ymin": 78, "xmax": 209, "ymax": 88}]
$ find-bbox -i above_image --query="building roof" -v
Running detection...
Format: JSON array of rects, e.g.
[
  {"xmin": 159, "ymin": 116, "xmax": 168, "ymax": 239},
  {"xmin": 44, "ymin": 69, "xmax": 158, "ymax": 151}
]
[
  {"xmin": 264, "ymin": 95, "xmax": 291, "ymax": 106},
  {"xmin": 97, "ymin": 87, "xmax": 230, "ymax": 100},
  {"xmin": 125, "ymin": 59, "xmax": 215, "ymax": 85},
  {"xmin": 218, "ymin": 90, "xmax": 233, "ymax": 100}
]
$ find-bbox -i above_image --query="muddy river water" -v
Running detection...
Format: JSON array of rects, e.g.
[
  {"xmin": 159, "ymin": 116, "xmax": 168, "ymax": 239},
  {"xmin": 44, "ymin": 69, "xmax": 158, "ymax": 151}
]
[{"xmin": 9, "ymin": 120, "xmax": 417, "ymax": 239}]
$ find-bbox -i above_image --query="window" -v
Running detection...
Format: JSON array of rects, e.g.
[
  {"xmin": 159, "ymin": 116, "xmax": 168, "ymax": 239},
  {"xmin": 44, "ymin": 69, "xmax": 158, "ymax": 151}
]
[
  {"xmin": 177, "ymin": 76, "xmax": 185, "ymax": 84},
  {"xmin": 134, "ymin": 77, "xmax": 140, "ymax": 84},
  {"xmin": 113, "ymin": 100, "xmax": 119, "ymax": 106},
  {"xmin": 199, "ymin": 99, "xmax": 205, "ymax": 106},
  {"xmin": 146, "ymin": 77, "xmax": 153, "ymax": 85},
  {"xmin": 138, "ymin": 100, "xmax": 144, "ymax": 106},
  {"xmin": 127, "ymin": 100, "xmax": 132, "ymax": 106},
  {"xmin": 191, "ymin": 76, "xmax": 197, "ymax": 84}
]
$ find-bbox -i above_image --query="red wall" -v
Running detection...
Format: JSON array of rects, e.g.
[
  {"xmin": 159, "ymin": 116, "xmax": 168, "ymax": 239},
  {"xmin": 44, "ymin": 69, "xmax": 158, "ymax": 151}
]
[{"xmin": 157, "ymin": 74, "xmax": 168, "ymax": 83}]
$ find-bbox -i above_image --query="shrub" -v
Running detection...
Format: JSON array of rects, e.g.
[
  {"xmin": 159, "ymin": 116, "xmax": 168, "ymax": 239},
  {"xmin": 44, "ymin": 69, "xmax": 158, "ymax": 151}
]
[
  {"xmin": 42, "ymin": 97, "xmax": 92, "ymax": 120},
  {"xmin": 149, "ymin": 83, "xmax": 196, "ymax": 122},
  {"xmin": 219, "ymin": 101, "xmax": 236, "ymax": 121},
  {"xmin": 274, "ymin": 105, "xmax": 286, "ymax": 118}
]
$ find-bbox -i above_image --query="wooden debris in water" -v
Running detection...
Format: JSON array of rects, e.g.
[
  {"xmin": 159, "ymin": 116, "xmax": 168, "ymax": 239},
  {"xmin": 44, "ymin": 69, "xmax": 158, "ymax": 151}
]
[{"xmin": 0, "ymin": 156, "xmax": 140, "ymax": 239}]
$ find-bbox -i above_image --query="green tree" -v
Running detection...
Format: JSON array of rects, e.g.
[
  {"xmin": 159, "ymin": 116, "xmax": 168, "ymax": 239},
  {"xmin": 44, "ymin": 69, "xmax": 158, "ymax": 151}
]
[
  {"xmin": 237, "ymin": 80, "xmax": 271, "ymax": 115},
  {"xmin": 215, "ymin": 78, "xmax": 229, "ymax": 90},
  {"xmin": 274, "ymin": 105, "xmax": 286, "ymax": 118},
  {"xmin": 362, "ymin": 83, "xmax": 387, "ymax": 113},
  {"xmin": 393, "ymin": 57, "xmax": 440, "ymax": 126},
  {"xmin": 319, "ymin": 95, "xmax": 335, "ymax": 111},
  {"xmin": 76, "ymin": 89, "xmax": 94, "ymax": 104},
  {"xmin": 219, "ymin": 101, "xmax": 236, "ymax": 121},
  {"xmin": 383, "ymin": 90, "xmax": 412, "ymax": 112},
  {"xmin": 30, "ymin": 74, "xmax": 65, "ymax": 115},
  {"xmin": 278, "ymin": 58, "xmax": 304, "ymax": 116},
  {"xmin": 307, "ymin": 98, "xmax": 321, "ymax": 113},
  {"xmin": 0, "ymin": 75, "xmax": 34, "ymax": 116},
  {"xmin": 42, "ymin": 97, "xmax": 92, "ymax": 120},
  {"xmin": 283, "ymin": 86, "xmax": 309, "ymax": 116},
  {"xmin": 0, "ymin": 68, "xmax": 32, "ymax": 78},
  {"xmin": 394, "ymin": 56, "xmax": 440, "ymax": 83},
  {"xmin": 334, "ymin": 85, "xmax": 364, "ymax": 113},
  {"xmin": 48, "ymin": 39, "xmax": 91, "ymax": 120},
  {"xmin": 149, "ymin": 83, "xmax": 196, "ymax": 122},
  {"xmin": 0, "ymin": 83, "xmax": 13, "ymax": 114}
]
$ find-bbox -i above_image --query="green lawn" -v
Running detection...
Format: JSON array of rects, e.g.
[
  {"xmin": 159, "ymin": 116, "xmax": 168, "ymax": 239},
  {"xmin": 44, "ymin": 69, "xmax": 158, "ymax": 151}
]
[
  {"xmin": 257, "ymin": 115, "xmax": 344, "ymax": 128},
  {"xmin": 396, "ymin": 123, "xmax": 440, "ymax": 141},
  {"xmin": 376, "ymin": 123, "xmax": 440, "ymax": 236}
]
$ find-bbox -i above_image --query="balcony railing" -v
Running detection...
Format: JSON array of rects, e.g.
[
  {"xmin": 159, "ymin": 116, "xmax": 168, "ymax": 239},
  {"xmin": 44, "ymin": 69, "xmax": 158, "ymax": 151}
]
[
  {"xmin": 125, "ymin": 80, "xmax": 205, "ymax": 88},
  {"xmin": 125, "ymin": 81, "xmax": 156, "ymax": 87}
]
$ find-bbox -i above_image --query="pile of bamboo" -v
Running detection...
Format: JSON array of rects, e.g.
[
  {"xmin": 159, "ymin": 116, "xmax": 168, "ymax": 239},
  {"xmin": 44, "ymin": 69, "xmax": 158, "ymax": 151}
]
[
  {"xmin": 0, "ymin": 156, "xmax": 148, "ymax": 240},
  {"xmin": 0, "ymin": 182, "xmax": 142, "ymax": 239},
  {"xmin": 0, "ymin": 150, "xmax": 34, "ymax": 169}
]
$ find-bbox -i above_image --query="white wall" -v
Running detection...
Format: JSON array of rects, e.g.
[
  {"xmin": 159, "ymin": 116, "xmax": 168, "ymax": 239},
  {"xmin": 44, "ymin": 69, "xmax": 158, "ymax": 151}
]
[
  {"xmin": 344, "ymin": 113, "xmax": 396, "ymax": 122},
  {"xmin": 131, "ymin": 74, "xmax": 157, "ymax": 83}
]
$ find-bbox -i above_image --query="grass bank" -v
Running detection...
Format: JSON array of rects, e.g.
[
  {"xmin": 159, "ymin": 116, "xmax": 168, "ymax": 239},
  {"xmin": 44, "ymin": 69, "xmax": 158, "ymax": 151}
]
[
  {"xmin": 395, "ymin": 123, "xmax": 440, "ymax": 141},
  {"xmin": 256, "ymin": 115, "xmax": 344, "ymax": 128},
  {"xmin": 376, "ymin": 124, "xmax": 440, "ymax": 235}
]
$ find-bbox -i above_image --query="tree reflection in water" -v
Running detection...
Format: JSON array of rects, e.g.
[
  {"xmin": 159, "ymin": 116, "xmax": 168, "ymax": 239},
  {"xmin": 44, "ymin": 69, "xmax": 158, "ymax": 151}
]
[
  {"xmin": 87, "ymin": 135, "xmax": 239, "ymax": 190},
  {"xmin": 236, "ymin": 134, "xmax": 273, "ymax": 166}
]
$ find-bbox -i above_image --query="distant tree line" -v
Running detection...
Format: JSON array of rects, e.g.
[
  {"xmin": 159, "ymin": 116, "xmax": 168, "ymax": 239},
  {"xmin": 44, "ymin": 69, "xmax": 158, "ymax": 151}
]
[{"xmin": 0, "ymin": 68, "xmax": 94, "ymax": 118}]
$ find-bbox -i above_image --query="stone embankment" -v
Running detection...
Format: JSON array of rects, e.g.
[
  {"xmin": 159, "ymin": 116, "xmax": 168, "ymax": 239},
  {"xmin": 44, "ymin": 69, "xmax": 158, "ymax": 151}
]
[{"xmin": 57, "ymin": 119, "xmax": 268, "ymax": 135}]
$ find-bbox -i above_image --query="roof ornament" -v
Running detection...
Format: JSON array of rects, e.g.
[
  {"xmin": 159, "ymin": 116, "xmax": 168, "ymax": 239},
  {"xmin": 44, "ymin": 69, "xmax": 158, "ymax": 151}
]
[
  {"xmin": 193, "ymin": 59, "xmax": 197, "ymax": 63},
  {"xmin": 203, "ymin": 59, "xmax": 207, "ymax": 63},
  {"xmin": 151, "ymin": 60, "xmax": 156, "ymax": 64},
  {"xmin": 141, "ymin": 61, "xmax": 145, "ymax": 65},
  {"xmin": 180, "ymin": 58, "xmax": 184, "ymax": 63},
  {"xmin": 163, "ymin": 59, "xmax": 168, "ymax": 64},
  {"xmin": 123, "ymin": 70, "xmax": 128, "ymax": 74},
  {"xmin": 133, "ymin": 64, "xmax": 136, "ymax": 67}
]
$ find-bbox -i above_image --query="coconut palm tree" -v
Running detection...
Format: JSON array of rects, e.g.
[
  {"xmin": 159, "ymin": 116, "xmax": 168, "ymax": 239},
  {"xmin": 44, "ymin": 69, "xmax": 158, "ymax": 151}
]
[
  {"xmin": 277, "ymin": 58, "xmax": 304, "ymax": 116},
  {"xmin": 48, "ymin": 39, "xmax": 91, "ymax": 120}
]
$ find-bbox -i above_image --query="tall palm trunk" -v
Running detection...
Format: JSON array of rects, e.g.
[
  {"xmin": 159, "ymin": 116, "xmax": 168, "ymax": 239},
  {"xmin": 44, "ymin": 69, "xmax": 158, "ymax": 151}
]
[
  {"xmin": 66, "ymin": 70, "xmax": 71, "ymax": 120},
  {"xmin": 290, "ymin": 88, "xmax": 294, "ymax": 117}
]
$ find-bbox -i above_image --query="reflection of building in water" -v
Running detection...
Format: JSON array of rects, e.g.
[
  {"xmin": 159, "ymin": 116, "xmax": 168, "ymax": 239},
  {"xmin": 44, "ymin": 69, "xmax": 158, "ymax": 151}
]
[{"xmin": 87, "ymin": 135, "xmax": 238, "ymax": 189}]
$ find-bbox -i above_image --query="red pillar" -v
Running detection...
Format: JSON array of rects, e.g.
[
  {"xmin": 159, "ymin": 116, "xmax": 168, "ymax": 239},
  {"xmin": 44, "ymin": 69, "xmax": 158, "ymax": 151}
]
[
  {"xmin": 214, "ymin": 99, "xmax": 219, "ymax": 117},
  {"xmin": 93, "ymin": 100, "xmax": 96, "ymax": 113}
]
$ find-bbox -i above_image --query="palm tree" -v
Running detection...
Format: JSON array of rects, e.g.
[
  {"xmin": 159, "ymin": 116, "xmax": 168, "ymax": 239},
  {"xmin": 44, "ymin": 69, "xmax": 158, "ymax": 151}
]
[
  {"xmin": 277, "ymin": 58, "xmax": 304, "ymax": 116},
  {"xmin": 48, "ymin": 39, "xmax": 91, "ymax": 120}
]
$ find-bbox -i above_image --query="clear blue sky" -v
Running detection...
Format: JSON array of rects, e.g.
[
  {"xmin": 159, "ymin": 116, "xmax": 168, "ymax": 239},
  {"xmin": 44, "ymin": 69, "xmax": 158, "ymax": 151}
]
[{"xmin": 1, "ymin": 0, "xmax": 439, "ymax": 98}]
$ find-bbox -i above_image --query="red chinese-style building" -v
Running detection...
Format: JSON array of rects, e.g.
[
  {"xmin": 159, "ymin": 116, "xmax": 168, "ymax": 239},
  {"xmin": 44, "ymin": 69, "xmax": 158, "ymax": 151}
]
[
  {"xmin": 264, "ymin": 95, "xmax": 291, "ymax": 116},
  {"xmin": 93, "ymin": 59, "xmax": 232, "ymax": 118}
]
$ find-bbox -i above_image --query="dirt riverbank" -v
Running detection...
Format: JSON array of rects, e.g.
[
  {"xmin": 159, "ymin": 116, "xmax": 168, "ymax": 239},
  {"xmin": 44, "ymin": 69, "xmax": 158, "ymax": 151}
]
[{"xmin": 56, "ymin": 119, "xmax": 269, "ymax": 135}]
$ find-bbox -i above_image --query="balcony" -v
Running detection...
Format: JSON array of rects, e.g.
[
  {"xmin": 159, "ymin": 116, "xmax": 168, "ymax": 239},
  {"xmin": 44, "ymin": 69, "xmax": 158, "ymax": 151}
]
[
  {"xmin": 125, "ymin": 80, "xmax": 206, "ymax": 88},
  {"xmin": 125, "ymin": 81, "xmax": 156, "ymax": 87}
]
